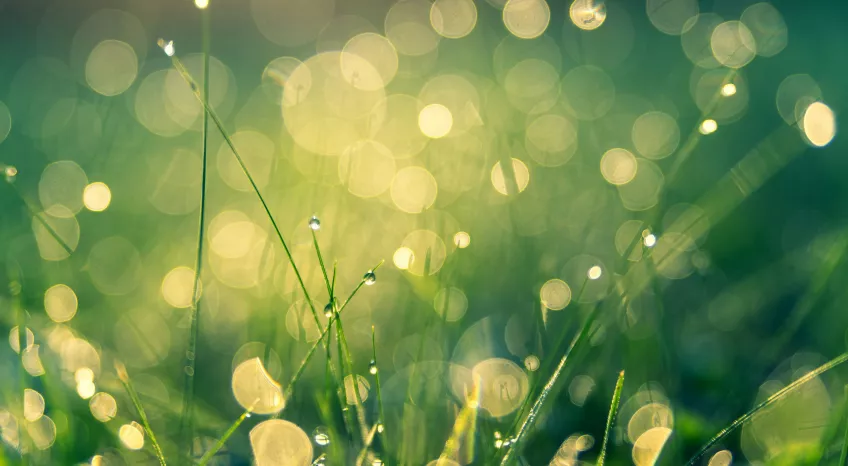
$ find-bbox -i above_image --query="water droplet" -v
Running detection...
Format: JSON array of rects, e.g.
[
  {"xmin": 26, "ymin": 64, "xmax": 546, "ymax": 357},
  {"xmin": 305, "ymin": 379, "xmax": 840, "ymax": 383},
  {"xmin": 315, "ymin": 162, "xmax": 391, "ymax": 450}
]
[
  {"xmin": 186, "ymin": 350, "xmax": 195, "ymax": 360},
  {"xmin": 376, "ymin": 422, "xmax": 384, "ymax": 433},
  {"xmin": 323, "ymin": 302, "xmax": 334, "ymax": 318},
  {"xmin": 312, "ymin": 426, "xmax": 330, "ymax": 446},
  {"xmin": 643, "ymin": 234, "xmax": 657, "ymax": 248},
  {"xmin": 494, "ymin": 431, "xmax": 502, "ymax": 440},
  {"xmin": 308, "ymin": 216, "xmax": 321, "ymax": 230},
  {"xmin": 368, "ymin": 359, "xmax": 378, "ymax": 375},
  {"xmin": 157, "ymin": 39, "xmax": 175, "ymax": 57},
  {"xmin": 245, "ymin": 412, "xmax": 252, "ymax": 418},
  {"xmin": 4, "ymin": 166, "xmax": 17, "ymax": 183},
  {"xmin": 721, "ymin": 83, "xmax": 737, "ymax": 97},
  {"xmin": 184, "ymin": 365, "xmax": 194, "ymax": 376},
  {"xmin": 363, "ymin": 271, "xmax": 376, "ymax": 285}
]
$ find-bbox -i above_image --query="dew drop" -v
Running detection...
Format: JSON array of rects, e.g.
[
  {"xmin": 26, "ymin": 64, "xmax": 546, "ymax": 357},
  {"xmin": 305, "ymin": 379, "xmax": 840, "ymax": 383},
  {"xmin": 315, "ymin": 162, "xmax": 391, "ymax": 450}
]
[
  {"xmin": 368, "ymin": 359, "xmax": 378, "ymax": 375},
  {"xmin": 363, "ymin": 271, "xmax": 376, "ymax": 285},
  {"xmin": 323, "ymin": 302, "xmax": 334, "ymax": 318},
  {"xmin": 308, "ymin": 216, "xmax": 321, "ymax": 230},
  {"xmin": 587, "ymin": 266, "xmax": 602, "ymax": 280},
  {"xmin": 157, "ymin": 39, "xmax": 175, "ymax": 57},
  {"xmin": 184, "ymin": 365, "xmax": 195, "ymax": 376},
  {"xmin": 376, "ymin": 422, "xmax": 384, "ymax": 433},
  {"xmin": 4, "ymin": 166, "xmax": 17, "ymax": 183},
  {"xmin": 312, "ymin": 426, "xmax": 330, "ymax": 446}
]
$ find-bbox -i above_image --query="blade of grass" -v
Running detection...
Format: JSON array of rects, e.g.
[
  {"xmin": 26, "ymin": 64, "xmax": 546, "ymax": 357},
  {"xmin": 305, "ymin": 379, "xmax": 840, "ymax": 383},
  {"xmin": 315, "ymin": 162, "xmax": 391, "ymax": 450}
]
[
  {"xmin": 196, "ymin": 407, "xmax": 252, "ymax": 466},
  {"xmin": 597, "ymin": 370, "xmax": 625, "ymax": 466},
  {"xmin": 178, "ymin": 7, "xmax": 211, "ymax": 461},
  {"xmin": 500, "ymin": 301, "xmax": 600, "ymax": 466},
  {"xmin": 7, "ymin": 182, "xmax": 73, "ymax": 256},
  {"xmin": 371, "ymin": 326, "xmax": 386, "ymax": 435},
  {"xmin": 685, "ymin": 351, "xmax": 848, "ymax": 466},
  {"xmin": 115, "ymin": 361, "xmax": 167, "ymax": 466}
]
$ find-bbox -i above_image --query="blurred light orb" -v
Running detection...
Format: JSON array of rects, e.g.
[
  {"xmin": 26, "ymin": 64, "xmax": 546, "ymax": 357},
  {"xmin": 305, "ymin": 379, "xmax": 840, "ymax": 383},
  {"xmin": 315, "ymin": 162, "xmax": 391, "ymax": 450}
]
[
  {"xmin": 391, "ymin": 166, "xmax": 438, "ymax": 213},
  {"xmin": 540, "ymin": 279, "xmax": 572, "ymax": 310},
  {"xmin": 711, "ymin": 21, "xmax": 757, "ymax": 69},
  {"xmin": 699, "ymin": 119, "xmax": 718, "ymax": 135},
  {"xmin": 27, "ymin": 415, "xmax": 56, "ymax": 450},
  {"xmin": 472, "ymin": 358, "xmax": 530, "ymax": 417},
  {"xmin": 195, "ymin": 0, "xmax": 209, "ymax": 8},
  {"xmin": 393, "ymin": 247, "xmax": 415, "ymax": 270},
  {"xmin": 803, "ymin": 102, "xmax": 836, "ymax": 147},
  {"xmin": 22, "ymin": 345, "xmax": 46, "ymax": 376},
  {"xmin": 24, "ymin": 389, "xmax": 45, "ymax": 422},
  {"xmin": 0, "ymin": 100, "xmax": 11, "ymax": 145},
  {"xmin": 503, "ymin": 0, "xmax": 551, "ymax": 39},
  {"xmin": 708, "ymin": 450, "xmax": 733, "ymax": 466},
  {"xmin": 85, "ymin": 40, "xmax": 138, "ymax": 96},
  {"xmin": 524, "ymin": 355, "xmax": 540, "ymax": 371},
  {"xmin": 40, "ymin": 160, "xmax": 88, "ymax": 217},
  {"xmin": 632, "ymin": 112, "xmax": 680, "ymax": 159},
  {"xmin": 251, "ymin": 0, "xmax": 335, "ymax": 47},
  {"xmin": 418, "ymin": 104, "xmax": 453, "ymax": 138},
  {"xmin": 344, "ymin": 374, "xmax": 371, "ymax": 404},
  {"xmin": 385, "ymin": 0, "xmax": 441, "ymax": 56},
  {"xmin": 430, "ymin": 0, "xmax": 478, "ymax": 39},
  {"xmin": 646, "ymin": 0, "xmax": 698, "ymax": 35},
  {"xmin": 721, "ymin": 83, "xmax": 737, "ymax": 97},
  {"xmin": 77, "ymin": 380, "xmax": 96, "ymax": 399},
  {"xmin": 161, "ymin": 266, "xmax": 199, "ymax": 308},
  {"xmin": 587, "ymin": 266, "xmax": 602, "ymax": 280},
  {"xmin": 741, "ymin": 2, "xmax": 787, "ymax": 57},
  {"xmin": 159, "ymin": 39, "xmax": 175, "ymax": 57},
  {"xmin": 454, "ymin": 231, "xmax": 471, "ymax": 248},
  {"xmin": 45, "ymin": 284, "xmax": 78, "ymax": 323},
  {"xmin": 83, "ymin": 182, "xmax": 112, "ymax": 212},
  {"xmin": 341, "ymin": 34, "xmax": 398, "ymax": 91},
  {"xmin": 402, "ymin": 230, "xmax": 447, "ymax": 276},
  {"xmin": 232, "ymin": 357, "xmax": 285, "ymax": 414},
  {"xmin": 644, "ymin": 233, "xmax": 657, "ymax": 247},
  {"xmin": 600, "ymin": 148, "xmax": 637, "ymax": 185},
  {"xmin": 251, "ymin": 420, "xmax": 313, "ymax": 466},
  {"xmin": 338, "ymin": 140, "xmax": 396, "ymax": 198},
  {"xmin": 491, "ymin": 158, "xmax": 530, "ymax": 195},
  {"xmin": 569, "ymin": 0, "xmax": 606, "ymax": 30},
  {"xmin": 89, "ymin": 393, "xmax": 117, "ymax": 422},
  {"xmin": 632, "ymin": 427, "xmax": 672, "ymax": 465},
  {"xmin": 9, "ymin": 326, "xmax": 35, "ymax": 354},
  {"xmin": 776, "ymin": 74, "xmax": 822, "ymax": 126},
  {"xmin": 119, "ymin": 422, "xmax": 144, "ymax": 450},
  {"xmin": 434, "ymin": 287, "xmax": 469, "ymax": 321}
]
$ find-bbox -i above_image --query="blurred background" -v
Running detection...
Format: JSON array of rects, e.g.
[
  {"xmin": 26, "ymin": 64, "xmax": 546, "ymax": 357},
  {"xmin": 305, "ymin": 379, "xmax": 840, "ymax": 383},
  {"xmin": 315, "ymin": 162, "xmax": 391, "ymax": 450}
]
[{"xmin": 0, "ymin": 0, "xmax": 846, "ymax": 464}]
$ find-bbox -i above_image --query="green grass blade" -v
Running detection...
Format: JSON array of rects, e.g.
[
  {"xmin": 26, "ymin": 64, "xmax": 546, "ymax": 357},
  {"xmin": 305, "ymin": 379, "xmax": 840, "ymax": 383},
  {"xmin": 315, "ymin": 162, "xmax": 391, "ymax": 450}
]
[
  {"xmin": 115, "ymin": 362, "xmax": 168, "ymax": 466},
  {"xmin": 500, "ymin": 303, "xmax": 600, "ymax": 465},
  {"xmin": 685, "ymin": 351, "xmax": 848, "ymax": 466},
  {"xmin": 371, "ymin": 326, "xmax": 386, "ymax": 434},
  {"xmin": 178, "ymin": 7, "xmax": 211, "ymax": 461},
  {"xmin": 7, "ymin": 182, "xmax": 73, "ymax": 256},
  {"xmin": 311, "ymin": 229, "xmax": 332, "ymax": 295},
  {"xmin": 196, "ymin": 408, "xmax": 252, "ymax": 466},
  {"xmin": 597, "ymin": 370, "xmax": 625, "ymax": 466}
]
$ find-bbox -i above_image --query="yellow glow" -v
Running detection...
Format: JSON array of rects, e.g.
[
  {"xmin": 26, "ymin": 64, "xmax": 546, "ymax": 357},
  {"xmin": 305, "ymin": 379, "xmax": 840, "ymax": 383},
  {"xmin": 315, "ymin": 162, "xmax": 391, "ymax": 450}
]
[
  {"xmin": 803, "ymin": 102, "xmax": 836, "ymax": 147},
  {"xmin": 45, "ymin": 284, "xmax": 78, "ymax": 323},
  {"xmin": 700, "ymin": 119, "xmax": 718, "ymax": 135},
  {"xmin": 708, "ymin": 450, "xmax": 732, "ymax": 466},
  {"xmin": 430, "ymin": 0, "xmax": 478, "ymax": 39},
  {"xmin": 75, "ymin": 367, "xmax": 95, "ymax": 383},
  {"xmin": 644, "ymin": 234, "xmax": 657, "ymax": 247},
  {"xmin": 195, "ymin": 0, "xmax": 209, "ymax": 8},
  {"xmin": 393, "ymin": 247, "xmax": 415, "ymax": 270},
  {"xmin": 344, "ymin": 374, "xmax": 371, "ymax": 405},
  {"xmin": 22, "ymin": 345, "xmax": 46, "ymax": 376},
  {"xmin": 721, "ymin": 83, "xmax": 737, "ymax": 96},
  {"xmin": 85, "ymin": 40, "xmax": 138, "ymax": 96},
  {"xmin": 24, "ymin": 389, "xmax": 45, "ymax": 422},
  {"xmin": 454, "ymin": 231, "xmax": 471, "ymax": 248},
  {"xmin": 161, "ymin": 266, "xmax": 199, "ymax": 308},
  {"xmin": 524, "ymin": 355, "xmax": 540, "ymax": 371},
  {"xmin": 89, "ymin": 392, "xmax": 117, "ymax": 422},
  {"xmin": 390, "ymin": 166, "xmax": 438, "ymax": 213},
  {"xmin": 434, "ymin": 287, "xmax": 468, "ymax": 321},
  {"xmin": 402, "ymin": 230, "xmax": 447, "ymax": 276},
  {"xmin": 540, "ymin": 279, "xmax": 572, "ymax": 310},
  {"xmin": 632, "ymin": 112, "xmax": 680, "ymax": 159},
  {"xmin": 632, "ymin": 427, "xmax": 672, "ymax": 465},
  {"xmin": 587, "ymin": 266, "xmax": 602, "ymax": 280},
  {"xmin": 628, "ymin": 402, "xmax": 674, "ymax": 442},
  {"xmin": 9, "ymin": 326, "xmax": 34, "ymax": 354},
  {"xmin": 83, "ymin": 182, "xmax": 111, "ymax": 212},
  {"xmin": 472, "ymin": 358, "xmax": 529, "ymax": 417},
  {"xmin": 27, "ymin": 415, "xmax": 56, "ymax": 450},
  {"xmin": 418, "ymin": 104, "xmax": 453, "ymax": 138},
  {"xmin": 119, "ymin": 422, "xmax": 144, "ymax": 450},
  {"xmin": 491, "ymin": 158, "xmax": 530, "ymax": 195},
  {"xmin": 77, "ymin": 380, "xmax": 96, "ymax": 399},
  {"xmin": 503, "ymin": 0, "xmax": 551, "ymax": 39},
  {"xmin": 711, "ymin": 21, "xmax": 757, "ymax": 69},
  {"xmin": 341, "ymin": 38, "xmax": 396, "ymax": 92},
  {"xmin": 40, "ymin": 160, "xmax": 88, "ymax": 218},
  {"xmin": 232, "ymin": 357, "xmax": 285, "ymax": 414},
  {"xmin": 251, "ymin": 419, "xmax": 313, "ymax": 466},
  {"xmin": 600, "ymin": 148, "xmax": 637, "ymax": 185},
  {"xmin": 569, "ymin": 0, "xmax": 606, "ymax": 30}
]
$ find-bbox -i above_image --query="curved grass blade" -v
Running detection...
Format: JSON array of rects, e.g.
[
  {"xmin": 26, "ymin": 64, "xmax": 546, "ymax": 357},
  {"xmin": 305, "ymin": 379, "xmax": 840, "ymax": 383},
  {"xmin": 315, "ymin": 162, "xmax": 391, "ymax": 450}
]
[
  {"xmin": 178, "ymin": 7, "xmax": 211, "ymax": 461},
  {"xmin": 685, "ymin": 351, "xmax": 848, "ymax": 466},
  {"xmin": 597, "ymin": 370, "xmax": 625, "ymax": 466},
  {"xmin": 500, "ymin": 303, "xmax": 600, "ymax": 465},
  {"xmin": 196, "ymin": 407, "xmax": 252, "ymax": 466},
  {"xmin": 116, "ymin": 361, "xmax": 167, "ymax": 466}
]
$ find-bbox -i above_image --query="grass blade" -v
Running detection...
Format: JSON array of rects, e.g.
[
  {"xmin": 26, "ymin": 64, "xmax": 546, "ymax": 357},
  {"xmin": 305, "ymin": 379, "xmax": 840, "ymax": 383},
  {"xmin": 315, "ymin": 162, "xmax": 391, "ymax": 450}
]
[
  {"xmin": 597, "ymin": 370, "xmax": 625, "ymax": 466},
  {"xmin": 685, "ymin": 351, "xmax": 848, "ymax": 466},
  {"xmin": 500, "ymin": 304, "xmax": 600, "ymax": 465},
  {"xmin": 371, "ymin": 326, "xmax": 386, "ymax": 435},
  {"xmin": 839, "ymin": 386, "xmax": 848, "ymax": 466},
  {"xmin": 7, "ymin": 181, "xmax": 73, "ymax": 256},
  {"xmin": 178, "ymin": 6, "xmax": 211, "ymax": 460},
  {"xmin": 115, "ymin": 362, "xmax": 167, "ymax": 466},
  {"xmin": 196, "ymin": 407, "xmax": 252, "ymax": 466}
]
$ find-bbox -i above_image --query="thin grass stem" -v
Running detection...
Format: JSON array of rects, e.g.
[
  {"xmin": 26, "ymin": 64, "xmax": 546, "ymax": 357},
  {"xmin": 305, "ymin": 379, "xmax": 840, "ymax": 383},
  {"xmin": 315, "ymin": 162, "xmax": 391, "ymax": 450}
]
[
  {"xmin": 116, "ymin": 362, "xmax": 167, "ymax": 466},
  {"xmin": 371, "ymin": 326, "xmax": 386, "ymax": 434},
  {"xmin": 685, "ymin": 351, "xmax": 848, "ymax": 466},
  {"xmin": 597, "ymin": 370, "xmax": 625, "ymax": 466},
  {"xmin": 178, "ymin": 8, "xmax": 211, "ymax": 461},
  {"xmin": 196, "ymin": 407, "xmax": 252, "ymax": 466}
]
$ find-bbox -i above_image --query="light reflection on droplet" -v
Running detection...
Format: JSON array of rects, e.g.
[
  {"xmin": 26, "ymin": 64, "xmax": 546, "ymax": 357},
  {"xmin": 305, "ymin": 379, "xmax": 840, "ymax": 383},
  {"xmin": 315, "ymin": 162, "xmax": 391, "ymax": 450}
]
[
  {"xmin": 569, "ymin": 0, "xmax": 606, "ymax": 30},
  {"xmin": 587, "ymin": 266, "xmax": 602, "ymax": 280},
  {"xmin": 721, "ymin": 83, "xmax": 737, "ymax": 97},
  {"xmin": 418, "ymin": 103, "xmax": 453, "ymax": 138},
  {"xmin": 802, "ymin": 102, "xmax": 836, "ymax": 147},
  {"xmin": 454, "ymin": 231, "xmax": 471, "ymax": 248},
  {"xmin": 700, "ymin": 119, "xmax": 718, "ymax": 135},
  {"xmin": 83, "ymin": 182, "xmax": 112, "ymax": 212},
  {"xmin": 393, "ymin": 247, "xmax": 415, "ymax": 270}
]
